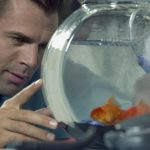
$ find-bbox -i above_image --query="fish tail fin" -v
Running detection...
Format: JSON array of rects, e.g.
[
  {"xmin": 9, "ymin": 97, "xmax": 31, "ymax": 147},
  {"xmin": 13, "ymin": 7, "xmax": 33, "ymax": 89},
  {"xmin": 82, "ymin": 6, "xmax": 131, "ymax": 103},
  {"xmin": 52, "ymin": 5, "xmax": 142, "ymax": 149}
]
[{"xmin": 136, "ymin": 100, "xmax": 150, "ymax": 115}]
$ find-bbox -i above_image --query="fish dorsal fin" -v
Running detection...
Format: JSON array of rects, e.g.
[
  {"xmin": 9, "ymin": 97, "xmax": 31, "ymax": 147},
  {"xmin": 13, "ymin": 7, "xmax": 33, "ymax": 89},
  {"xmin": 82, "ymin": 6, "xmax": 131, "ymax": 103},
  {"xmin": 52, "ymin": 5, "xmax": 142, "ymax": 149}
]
[{"xmin": 107, "ymin": 96, "xmax": 120, "ymax": 106}]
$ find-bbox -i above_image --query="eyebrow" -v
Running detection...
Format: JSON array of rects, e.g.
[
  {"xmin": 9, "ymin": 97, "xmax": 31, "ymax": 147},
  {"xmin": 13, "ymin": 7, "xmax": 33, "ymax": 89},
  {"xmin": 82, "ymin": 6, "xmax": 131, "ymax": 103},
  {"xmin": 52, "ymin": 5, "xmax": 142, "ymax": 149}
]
[
  {"xmin": 4, "ymin": 31, "xmax": 34, "ymax": 43},
  {"xmin": 4, "ymin": 31, "xmax": 49, "ymax": 48}
]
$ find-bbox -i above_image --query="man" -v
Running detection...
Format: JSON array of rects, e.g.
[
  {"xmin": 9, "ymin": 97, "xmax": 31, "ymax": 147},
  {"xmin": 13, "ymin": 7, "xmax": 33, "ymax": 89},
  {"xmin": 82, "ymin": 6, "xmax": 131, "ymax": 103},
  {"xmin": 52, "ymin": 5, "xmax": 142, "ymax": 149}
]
[{"xmin": 0, "ymin": 0, "xmax": 62, "ymax": 147}]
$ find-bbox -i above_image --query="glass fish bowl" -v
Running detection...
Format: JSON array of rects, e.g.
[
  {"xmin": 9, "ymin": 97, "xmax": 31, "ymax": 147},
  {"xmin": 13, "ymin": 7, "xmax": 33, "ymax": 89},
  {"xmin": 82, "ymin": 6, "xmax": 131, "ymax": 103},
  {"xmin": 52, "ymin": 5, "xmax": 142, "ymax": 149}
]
[{"xmin": 42, "ymin": 0, "xmax": 150, "ymax": 126}]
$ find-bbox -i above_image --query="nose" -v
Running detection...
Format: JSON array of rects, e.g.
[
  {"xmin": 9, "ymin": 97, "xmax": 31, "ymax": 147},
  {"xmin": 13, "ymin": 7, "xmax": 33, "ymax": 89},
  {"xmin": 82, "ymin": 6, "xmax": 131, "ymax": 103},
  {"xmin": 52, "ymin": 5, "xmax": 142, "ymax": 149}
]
[{"xmin": 18, "ymin": 44, "xmax": 38, "ymax": 68}]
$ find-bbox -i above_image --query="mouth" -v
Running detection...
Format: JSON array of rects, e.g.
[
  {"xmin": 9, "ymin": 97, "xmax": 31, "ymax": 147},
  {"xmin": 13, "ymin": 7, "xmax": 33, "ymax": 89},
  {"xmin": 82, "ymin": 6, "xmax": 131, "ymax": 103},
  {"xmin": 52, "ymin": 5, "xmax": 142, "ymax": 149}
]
[{"xmin": 5, "ymin": 70, "xmax": 28, "ymax": 85}]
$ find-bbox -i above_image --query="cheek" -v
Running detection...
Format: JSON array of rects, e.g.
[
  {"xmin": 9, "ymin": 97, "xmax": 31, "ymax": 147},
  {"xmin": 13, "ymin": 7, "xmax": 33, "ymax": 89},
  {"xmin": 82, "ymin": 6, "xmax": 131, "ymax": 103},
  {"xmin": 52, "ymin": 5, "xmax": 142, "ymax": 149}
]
[
  {"xmin": 37, "ymin": 52, "xmax": 44, "ymax": 66},
  {"xmin": 0, "ymin": 44, "xmax": 14, "ymax": 68},
  {"xmin": 0, "ymin": 35, "xmax": 16, "ymax": 57}
]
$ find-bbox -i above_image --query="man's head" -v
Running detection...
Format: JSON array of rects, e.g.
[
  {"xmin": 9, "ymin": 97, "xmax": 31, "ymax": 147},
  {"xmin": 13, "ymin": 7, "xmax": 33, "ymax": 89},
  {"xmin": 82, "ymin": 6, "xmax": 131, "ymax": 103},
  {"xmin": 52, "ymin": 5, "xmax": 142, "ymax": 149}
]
[
  {"xmin": 0, "ymin": 0, "xmax": 63, "ymax": 19},
  {"xmin": 0, "ymin": 0, "xmax": 62, "ymax": 96}
]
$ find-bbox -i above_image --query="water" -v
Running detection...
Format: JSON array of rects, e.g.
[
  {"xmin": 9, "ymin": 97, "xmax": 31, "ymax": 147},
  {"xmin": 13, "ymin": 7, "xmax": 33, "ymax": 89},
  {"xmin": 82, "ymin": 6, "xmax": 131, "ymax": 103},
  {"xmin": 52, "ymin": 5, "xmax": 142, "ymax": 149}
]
[{"xmin": 63, "ymin": 39, "xmax": 145, "ymax": 122}]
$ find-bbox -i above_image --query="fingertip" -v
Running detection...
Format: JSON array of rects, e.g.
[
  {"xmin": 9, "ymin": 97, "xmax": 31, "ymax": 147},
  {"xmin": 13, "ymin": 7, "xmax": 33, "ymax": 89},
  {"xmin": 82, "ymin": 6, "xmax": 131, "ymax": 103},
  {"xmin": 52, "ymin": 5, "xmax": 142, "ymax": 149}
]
[
  {"xmin": 34, "ymin": 79, "xmax": 43, "ymax": 86},
  {"xmin": 47, "ymin": 133, "xmax": 55, "ymax": 141}
]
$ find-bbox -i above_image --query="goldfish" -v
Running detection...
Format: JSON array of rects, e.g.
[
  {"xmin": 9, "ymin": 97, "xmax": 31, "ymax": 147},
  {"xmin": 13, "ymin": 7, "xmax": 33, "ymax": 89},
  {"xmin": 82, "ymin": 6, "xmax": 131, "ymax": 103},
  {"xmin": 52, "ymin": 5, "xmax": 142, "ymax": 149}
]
[{"xmin": 90, "ymin": 96, "xmax": 150, "ymax": 125}]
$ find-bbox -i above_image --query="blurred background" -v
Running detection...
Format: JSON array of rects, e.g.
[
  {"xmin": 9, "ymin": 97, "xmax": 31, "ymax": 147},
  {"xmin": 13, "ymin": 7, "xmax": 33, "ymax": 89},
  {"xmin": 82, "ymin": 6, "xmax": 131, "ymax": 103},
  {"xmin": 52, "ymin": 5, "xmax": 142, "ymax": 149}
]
[{"xmin": 60, "ymin": 0, "xmax": 81, "ymax": 23}]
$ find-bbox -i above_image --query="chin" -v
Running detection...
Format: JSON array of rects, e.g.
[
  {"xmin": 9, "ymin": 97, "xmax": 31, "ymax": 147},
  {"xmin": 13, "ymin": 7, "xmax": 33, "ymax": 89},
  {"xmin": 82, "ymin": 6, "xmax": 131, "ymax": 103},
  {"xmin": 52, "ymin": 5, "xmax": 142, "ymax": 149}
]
[
  {"xmin": 2, "ymin": 88, "xmax": 20, "ymax": 97},
  {"xmin": 0, "ymin": 84, "xmax": 24, "ymax": 97}
]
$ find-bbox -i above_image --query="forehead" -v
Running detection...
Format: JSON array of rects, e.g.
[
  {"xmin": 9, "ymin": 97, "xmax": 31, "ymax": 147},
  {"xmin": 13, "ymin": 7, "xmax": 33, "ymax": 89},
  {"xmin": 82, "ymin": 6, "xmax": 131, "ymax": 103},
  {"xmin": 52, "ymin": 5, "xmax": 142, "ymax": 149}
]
[
  {"xmin": 0, "ymin": 0, "xmax": 58, "ymax": 41},
  {"xmin": 3, "ymin": 0, "xmax": 57, "ymax": 15},
  {"xmin": 3, "ymin": 0, "xmax": 58, "ymax": 26}
]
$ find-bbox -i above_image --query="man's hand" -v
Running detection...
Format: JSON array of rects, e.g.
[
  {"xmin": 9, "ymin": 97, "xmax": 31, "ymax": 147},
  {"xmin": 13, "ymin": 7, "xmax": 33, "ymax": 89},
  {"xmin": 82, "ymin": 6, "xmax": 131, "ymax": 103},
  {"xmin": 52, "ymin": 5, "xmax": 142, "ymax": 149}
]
[{"xmin": 0, "ymin": 79, "xmax": 58, "ymax": 148}]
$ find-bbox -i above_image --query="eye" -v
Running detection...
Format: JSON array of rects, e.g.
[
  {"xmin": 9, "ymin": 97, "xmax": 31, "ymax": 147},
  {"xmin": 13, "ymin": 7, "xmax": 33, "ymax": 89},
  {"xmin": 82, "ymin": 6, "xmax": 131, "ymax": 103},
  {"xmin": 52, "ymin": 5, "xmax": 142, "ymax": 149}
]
[
  {"xmin": 39, "ymin": 43, "xmax": 47, "ymax": 52},
  {"xmin": 11, "ymin": 36, "xmax": 25, "ymax": 46}
]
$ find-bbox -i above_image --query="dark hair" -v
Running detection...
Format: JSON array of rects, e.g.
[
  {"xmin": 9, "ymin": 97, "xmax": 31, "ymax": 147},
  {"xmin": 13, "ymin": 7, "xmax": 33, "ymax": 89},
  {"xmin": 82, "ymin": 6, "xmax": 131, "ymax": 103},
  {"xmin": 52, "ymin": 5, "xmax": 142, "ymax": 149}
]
[
  {"xmin": 0, "ymin": 0, "xmax": 63, "ymax": 17},
  {"xmin": 31, "ymin": 0, "xmax": 63, "ymax": 14}
]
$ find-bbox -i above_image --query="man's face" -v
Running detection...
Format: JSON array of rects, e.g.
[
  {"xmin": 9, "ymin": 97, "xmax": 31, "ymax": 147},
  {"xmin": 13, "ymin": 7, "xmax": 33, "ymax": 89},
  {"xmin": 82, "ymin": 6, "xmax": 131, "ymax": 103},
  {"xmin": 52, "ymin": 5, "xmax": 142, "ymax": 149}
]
[{"xmin": 0, "ymin": 0, "xmax": 58, "ymax": 96}]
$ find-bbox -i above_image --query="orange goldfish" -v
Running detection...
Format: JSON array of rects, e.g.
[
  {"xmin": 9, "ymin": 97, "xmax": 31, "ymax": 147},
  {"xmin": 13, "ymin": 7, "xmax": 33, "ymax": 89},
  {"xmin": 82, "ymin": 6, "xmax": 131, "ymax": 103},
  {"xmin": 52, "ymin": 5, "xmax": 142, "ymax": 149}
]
[{"xmin": 90, "ymin": 97, "xmax": 150, "ymax": 125}]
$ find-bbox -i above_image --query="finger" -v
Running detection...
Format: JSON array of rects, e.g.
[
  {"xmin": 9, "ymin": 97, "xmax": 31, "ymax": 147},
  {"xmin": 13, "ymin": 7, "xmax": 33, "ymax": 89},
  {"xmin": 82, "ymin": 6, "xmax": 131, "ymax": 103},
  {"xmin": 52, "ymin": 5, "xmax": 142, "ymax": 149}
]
[
  {"xmin": 1, "ymin": 119, "xmax": 55, "ymax": 142},
  {"xmin": 3, "ymin": 79, "xmax": 42, "ymax": 108},
  {"xmin": 36, "ymin": 107, "xmax": 53, "ymax": 116},
  {"xmin": 0, "ymin": 130, "xmax": 39, "ymax": 148},
  {"xmin": 58, "ymin": 137, "xmax": 76, "ymax": 142},
  {"xmin": 4, "ymin": 109, "xmax": 58, "ymax": 129}
]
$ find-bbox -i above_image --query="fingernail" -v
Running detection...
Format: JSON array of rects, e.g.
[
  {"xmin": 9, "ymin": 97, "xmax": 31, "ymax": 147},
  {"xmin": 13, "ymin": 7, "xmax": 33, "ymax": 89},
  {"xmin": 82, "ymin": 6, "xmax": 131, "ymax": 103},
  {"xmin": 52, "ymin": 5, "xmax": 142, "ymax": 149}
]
[
  {"xmin": 49, "ymin": 119, "xmax": 58, "ymax": 129},
  {"xmin": 34, "ymin": 79, "xmax": 42, "ymax": 85},
  {"xmin": 47, "ymin": 133, "xmax": 55, "ymax": 141}
]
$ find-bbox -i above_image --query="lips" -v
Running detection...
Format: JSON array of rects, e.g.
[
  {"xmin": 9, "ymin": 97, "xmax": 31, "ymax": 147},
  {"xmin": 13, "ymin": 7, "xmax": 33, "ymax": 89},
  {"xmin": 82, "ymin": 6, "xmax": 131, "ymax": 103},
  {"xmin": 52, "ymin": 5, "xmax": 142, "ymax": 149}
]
[{"xmin": 5, "ymin": 71, "xmax": 28, "ymax": 85}]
